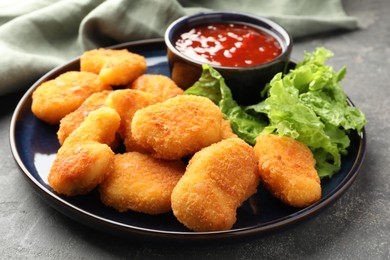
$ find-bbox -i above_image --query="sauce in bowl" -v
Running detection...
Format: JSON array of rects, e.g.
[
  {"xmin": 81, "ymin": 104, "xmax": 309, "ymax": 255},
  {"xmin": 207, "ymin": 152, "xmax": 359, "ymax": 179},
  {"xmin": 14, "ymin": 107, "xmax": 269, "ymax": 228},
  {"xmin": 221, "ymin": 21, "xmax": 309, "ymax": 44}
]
[{"xmin": 175, "ymin": 23, "xmax": 282, "ymax": 67}]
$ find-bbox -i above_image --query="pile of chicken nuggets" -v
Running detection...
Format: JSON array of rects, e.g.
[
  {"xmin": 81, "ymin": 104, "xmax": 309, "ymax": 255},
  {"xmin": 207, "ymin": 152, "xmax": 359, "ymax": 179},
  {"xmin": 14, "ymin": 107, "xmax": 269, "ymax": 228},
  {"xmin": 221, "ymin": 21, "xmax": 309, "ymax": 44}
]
[{"xmin": 31, "ymin": 48, "xmax": 321, "ymax": 232}]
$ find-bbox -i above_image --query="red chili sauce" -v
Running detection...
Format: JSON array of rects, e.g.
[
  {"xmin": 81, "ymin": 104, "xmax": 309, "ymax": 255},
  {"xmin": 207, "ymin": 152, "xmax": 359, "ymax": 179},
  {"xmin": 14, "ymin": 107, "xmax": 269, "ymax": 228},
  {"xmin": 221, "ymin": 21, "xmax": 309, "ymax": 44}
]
[{"xmin": 175, "ymin": 23, "xmax": 282, "ymax": 67}]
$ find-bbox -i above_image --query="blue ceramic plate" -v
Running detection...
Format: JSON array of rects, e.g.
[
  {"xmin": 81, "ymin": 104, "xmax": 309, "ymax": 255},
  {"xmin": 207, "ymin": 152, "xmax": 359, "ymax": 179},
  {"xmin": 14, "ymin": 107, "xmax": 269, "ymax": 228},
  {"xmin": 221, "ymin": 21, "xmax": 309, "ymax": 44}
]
[{"xmin": 10, "ymin": 39, "xmax": 366, "ymax": 241}]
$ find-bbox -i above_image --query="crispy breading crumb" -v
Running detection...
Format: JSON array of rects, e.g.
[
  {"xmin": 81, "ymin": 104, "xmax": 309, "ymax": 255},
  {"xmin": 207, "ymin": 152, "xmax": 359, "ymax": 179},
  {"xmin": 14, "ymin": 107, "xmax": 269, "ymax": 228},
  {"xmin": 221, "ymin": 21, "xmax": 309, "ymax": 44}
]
[
  {"xmin": 171, "ymin": 138, "xmax": 259, "ymax": 231},
  {"xmin": 254, "ymin": 134, "xmax": 321, "ymax": 208},
  {"xmin": 80, "ymin": 48, "xmax": 146, "ymax": 86},
  {"xmin": 99, "ymin": 152, "xmax": 185, "ymax": 214}
]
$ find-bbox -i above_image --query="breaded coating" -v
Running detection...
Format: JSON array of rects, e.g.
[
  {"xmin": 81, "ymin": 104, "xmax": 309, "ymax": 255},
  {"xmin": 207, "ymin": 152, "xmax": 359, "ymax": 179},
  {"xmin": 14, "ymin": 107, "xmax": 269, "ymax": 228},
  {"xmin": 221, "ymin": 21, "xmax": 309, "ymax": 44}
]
[
  {"xmin": 57, "ymin": 90, "xmax": 111, "ymax": 145},
  {"xmin": 104, "ymin": 89, "xmax": 159, "ymax": 138},
  {"xmin": 104, "ymin": 89, "xmax": 159, "ymax": 153},
  {"xmin": 99, "ymin": 152, "xmax": 185, "ymax": 214},
  {"xmin": 171, "ymin": 138, "xmax": 259, "ymax": 231},
  {"xmin": 254, "ymin": 134, "xmax": 321, "ymax": 208},
  {"xmin": 31, "ymin": 71, "xmax": 111, "ymax": 124},
  {"xmin": 80, "ymin": 48, "xmax": 147, "ymax": 86},
  {"xmin": 131, "ymin": 95, "xmax": 224, "ymax": 160},
  {"xmin": 48, "ymin": 142, "xmax": 115, "ymax": 197},
  {"xmin": 221, "ymin": 119, "xmax": 238, "ymax": 139},
  {"xmin": 48, "ymin": 107, "xmax": 120, "ymax": 196},
  {"xmin": 64, "ymin": 107, "xmax": 120, "ymax": 146},
  {"xmin": 130, "ymin": 74, "xmax": 184, "ymax": 102}
]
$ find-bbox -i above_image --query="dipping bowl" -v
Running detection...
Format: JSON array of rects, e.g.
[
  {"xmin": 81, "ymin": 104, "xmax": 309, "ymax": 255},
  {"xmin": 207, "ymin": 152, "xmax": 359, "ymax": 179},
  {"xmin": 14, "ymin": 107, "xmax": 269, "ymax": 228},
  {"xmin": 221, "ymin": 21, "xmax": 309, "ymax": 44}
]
[{"xmin": 165, "ymin": 11, "xmax": 293, "ymax": 105}]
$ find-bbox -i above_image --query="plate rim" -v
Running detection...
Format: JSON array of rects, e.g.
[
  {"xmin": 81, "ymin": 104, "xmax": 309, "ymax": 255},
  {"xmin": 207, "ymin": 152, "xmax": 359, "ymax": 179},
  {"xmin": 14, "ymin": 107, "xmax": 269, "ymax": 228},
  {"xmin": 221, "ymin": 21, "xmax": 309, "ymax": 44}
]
[{"xmin": 9, "ymin": 38, "xmax": 367, "ymax": 241}]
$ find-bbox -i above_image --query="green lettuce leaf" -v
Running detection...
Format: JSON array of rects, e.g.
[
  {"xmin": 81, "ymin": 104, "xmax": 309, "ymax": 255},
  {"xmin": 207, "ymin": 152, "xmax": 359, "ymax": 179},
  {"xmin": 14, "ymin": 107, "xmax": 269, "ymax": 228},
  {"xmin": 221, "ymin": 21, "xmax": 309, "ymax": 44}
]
[
  {"xmin": 184, "ymin": 48, "xmax": 366, "ymax": 179},
  {"xmin": 256, "ymin": 47, "xmax": 366, "ymax": 178}
]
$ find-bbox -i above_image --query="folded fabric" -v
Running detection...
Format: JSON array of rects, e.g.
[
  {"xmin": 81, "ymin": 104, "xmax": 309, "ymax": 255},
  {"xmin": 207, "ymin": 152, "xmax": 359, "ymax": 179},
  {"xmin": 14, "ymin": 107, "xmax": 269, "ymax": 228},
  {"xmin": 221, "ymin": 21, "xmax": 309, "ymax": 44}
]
[{"xmin": 0, "ymin": 0, "xmax": 357, "ymax": 95}]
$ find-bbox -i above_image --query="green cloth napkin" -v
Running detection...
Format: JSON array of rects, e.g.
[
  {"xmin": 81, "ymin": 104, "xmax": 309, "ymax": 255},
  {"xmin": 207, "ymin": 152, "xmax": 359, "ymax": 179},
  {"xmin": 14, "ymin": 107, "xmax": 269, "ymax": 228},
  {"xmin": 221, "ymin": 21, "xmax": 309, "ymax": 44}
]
[{"xmin": 0, "ymin": 0, "xmax": 357, "ymax": 95}]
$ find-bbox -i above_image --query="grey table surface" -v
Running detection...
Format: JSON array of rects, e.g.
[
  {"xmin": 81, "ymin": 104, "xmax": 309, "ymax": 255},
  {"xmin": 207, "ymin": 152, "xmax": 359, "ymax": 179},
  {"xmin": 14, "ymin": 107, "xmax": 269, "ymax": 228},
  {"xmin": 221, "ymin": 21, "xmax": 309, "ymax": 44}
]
[{"xmin": 1, "ymin": 0, "xmax": 389, "ymax": 259}]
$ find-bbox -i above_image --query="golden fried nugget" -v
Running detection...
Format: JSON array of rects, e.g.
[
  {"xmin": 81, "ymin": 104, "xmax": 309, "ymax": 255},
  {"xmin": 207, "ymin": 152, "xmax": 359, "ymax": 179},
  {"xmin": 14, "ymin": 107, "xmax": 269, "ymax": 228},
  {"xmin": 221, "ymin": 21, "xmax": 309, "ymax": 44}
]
[
  {"xmin": 171, "ymin": 138, "xmax": 259, "ymax": 231},
  {"xmin": 104, "ymin": 89, "xmax": 159, "ymax": 153},
  {"xmin": 254, "ymin": 134, "xmax": 321, "ymax": 208},
  {"xmin": 64, "ymin": 107, "xmax": 120, "ymax": 146},
  {"xmin": 57, "ymin": 90, "xmax": 111, "ymax": 145},
  {"xmin": 31, "ymin": 71, "xmax": 111, "ymax": 124},
  {"xmin": 48, "ymin": 142, "xmax": 115, "ymax": 196},
  {"xmin": 48, "ymin": 107, "xmax": 120, "ymax": 196},
  {"xmin": 130, "ymin": 74, "xmax": 184, "ymax": 101},
  {"xmin": 80, "ymin": 48, "xmax": 147, "ymax": 86},
  {"xmin": 99, "ymin": 152, "xmax": 185, "ymax": 214},
  {"xmin": 131, "ymin": 95, "xmax": 224, "ymax": 160},
  {"xmin": 104, "ymin": 89, "xmax": 159, "ymax": 138}
]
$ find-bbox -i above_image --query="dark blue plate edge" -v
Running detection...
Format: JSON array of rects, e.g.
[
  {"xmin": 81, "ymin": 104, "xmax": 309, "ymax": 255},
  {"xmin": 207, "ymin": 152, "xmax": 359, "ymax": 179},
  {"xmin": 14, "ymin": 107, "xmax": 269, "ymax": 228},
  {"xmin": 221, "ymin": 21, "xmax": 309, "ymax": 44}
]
[{"xmin": 9, "ymin": 38, "xmax": 367, "ymax": 242}]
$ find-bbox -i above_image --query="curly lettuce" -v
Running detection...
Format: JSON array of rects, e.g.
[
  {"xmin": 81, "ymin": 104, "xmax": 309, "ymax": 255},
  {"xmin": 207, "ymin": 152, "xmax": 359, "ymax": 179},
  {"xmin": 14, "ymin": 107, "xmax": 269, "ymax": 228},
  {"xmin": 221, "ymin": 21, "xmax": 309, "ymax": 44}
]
[{"xmin": 185, "ymin": 47, "xmax": 366, "ymax": 179}]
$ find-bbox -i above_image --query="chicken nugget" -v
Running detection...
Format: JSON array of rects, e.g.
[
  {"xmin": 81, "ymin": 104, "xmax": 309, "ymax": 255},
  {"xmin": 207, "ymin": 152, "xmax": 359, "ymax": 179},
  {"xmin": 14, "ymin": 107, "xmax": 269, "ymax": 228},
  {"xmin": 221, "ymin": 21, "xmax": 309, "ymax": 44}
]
[
  {"xmin": 65, "ymin": 107, "xmax": 120, "ymax": 146},
  {"xmin": 99, "ymin": 152, "xmax": 185, "ymax": 214},
  {"xmin": 32, "ymin": 71, "xmax": 111, "ymax": 124},
  {"xmin": 57, "ymin": 90, "xmax": 111, "ymax": 145},
  {"xmin": 171, "ymin": 138, "xmax": 259, "ymax": 231},
  {"xmin": 104, "ymin": 89, "xmax": 159, "ymax": 153},
  {"xmin": 80, "ymin": 48, "xmax": 146, "ymax": 86},
  {"xmin": 254, "ymin": 134, "xmax": 321, "ymax": 208},
  {"xmin": 104, "ymin": 89, "xmax": 159, "ymax": 138},
  {"xmin": 48, "ymin": 141, "xmax": 115, "ymax": 196},
  {"xmin": 131, "ymin": 95, "xmax": 224, "ymax": 160},
  {"xmin": 130, "ymin": 74, "xmax": 184, "ymax": 102},
  {"xmin": 48, "ymin": 107, "xmax": 120, "ymax": 196}
]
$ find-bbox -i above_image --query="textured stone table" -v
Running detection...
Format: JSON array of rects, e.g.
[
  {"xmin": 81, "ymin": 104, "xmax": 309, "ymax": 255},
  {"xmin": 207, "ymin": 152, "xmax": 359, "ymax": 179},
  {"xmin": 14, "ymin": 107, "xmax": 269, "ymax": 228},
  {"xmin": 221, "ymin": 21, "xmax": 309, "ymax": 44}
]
[{"xmin": 1, "ymin": 0, "xmax": 389, "ymax": 258}]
